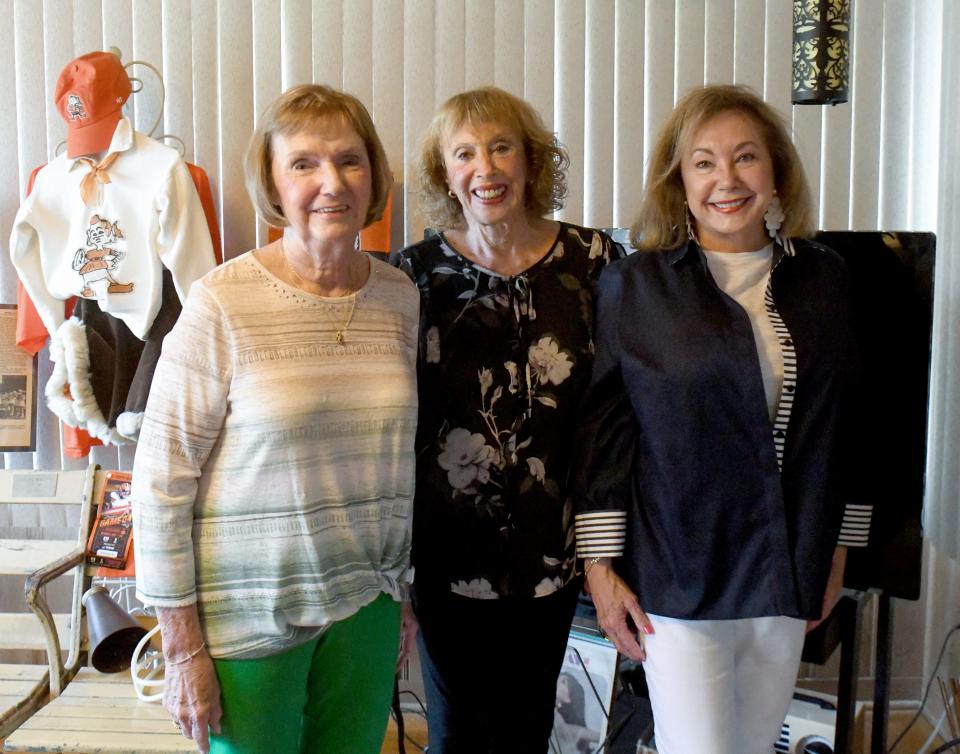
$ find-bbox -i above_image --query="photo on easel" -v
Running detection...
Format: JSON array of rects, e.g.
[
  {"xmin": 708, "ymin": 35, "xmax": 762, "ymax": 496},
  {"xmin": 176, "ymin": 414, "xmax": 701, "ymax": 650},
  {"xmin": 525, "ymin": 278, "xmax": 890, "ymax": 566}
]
[{"xmin": 550, "ymin": 629, "xmax": 619, "ymax": 754}]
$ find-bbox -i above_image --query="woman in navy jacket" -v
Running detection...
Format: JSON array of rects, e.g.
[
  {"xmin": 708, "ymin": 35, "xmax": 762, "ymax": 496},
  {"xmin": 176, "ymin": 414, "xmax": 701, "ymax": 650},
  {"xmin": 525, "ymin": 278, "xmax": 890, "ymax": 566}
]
[{"xmin": 574, "ymin": 85, "xmax": 870, "ymax": 754}]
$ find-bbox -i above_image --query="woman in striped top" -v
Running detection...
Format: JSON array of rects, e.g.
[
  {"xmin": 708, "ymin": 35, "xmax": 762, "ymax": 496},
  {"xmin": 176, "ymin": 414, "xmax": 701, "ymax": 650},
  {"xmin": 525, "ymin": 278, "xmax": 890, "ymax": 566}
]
[
  {"xmin": 133, "ymin": 85, "xmax": 419, "ymax": 754},
  {"xmin": 574, "ymin": 85, "xmax": 870, "ymax": 754}
]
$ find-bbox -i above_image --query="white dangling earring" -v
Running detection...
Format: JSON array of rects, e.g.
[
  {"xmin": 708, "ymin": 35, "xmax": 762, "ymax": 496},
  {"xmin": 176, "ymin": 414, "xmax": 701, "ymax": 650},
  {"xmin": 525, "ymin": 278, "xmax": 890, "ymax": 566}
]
[
  {"xmin": 764, "ymin": 193, "xmax": 795, "ymax": 256},
  {"xmin": 764, "ymin": 194, "xmax": 785, "ymax": 238}
]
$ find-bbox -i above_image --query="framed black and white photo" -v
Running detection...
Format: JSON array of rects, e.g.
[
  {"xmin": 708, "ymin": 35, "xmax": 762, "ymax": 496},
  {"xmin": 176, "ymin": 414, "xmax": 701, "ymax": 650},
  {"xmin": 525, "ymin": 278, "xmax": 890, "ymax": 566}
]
[{"xmin": 0, "ymin": 305, "xmax": 37, "ymax": 452}]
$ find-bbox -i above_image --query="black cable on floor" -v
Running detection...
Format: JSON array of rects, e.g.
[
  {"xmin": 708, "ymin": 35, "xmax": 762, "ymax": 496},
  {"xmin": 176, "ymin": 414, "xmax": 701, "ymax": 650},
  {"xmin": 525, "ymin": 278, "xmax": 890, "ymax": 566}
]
[
  {"xmin": 929, "ymin": 737, "xmax": 960, "ymax": 754},
  {"xmin": 399, "ymin": 688, "xmax": 428, "ymax": 717}
]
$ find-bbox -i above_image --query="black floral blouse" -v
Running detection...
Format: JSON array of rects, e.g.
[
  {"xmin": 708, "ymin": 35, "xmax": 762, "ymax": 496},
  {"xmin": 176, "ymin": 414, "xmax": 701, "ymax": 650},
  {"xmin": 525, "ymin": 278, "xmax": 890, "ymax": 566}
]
[{"xmin": 394, "ymin": 223, "xmax": 623, "ymax": 599}]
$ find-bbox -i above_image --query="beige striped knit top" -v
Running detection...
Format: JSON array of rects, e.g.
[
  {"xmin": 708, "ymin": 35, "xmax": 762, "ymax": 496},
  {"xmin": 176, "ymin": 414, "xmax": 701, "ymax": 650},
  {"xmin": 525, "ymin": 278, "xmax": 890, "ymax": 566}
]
[{"xmin": 133, "ymin": 251, "xmax": 419, "ymax": 659}]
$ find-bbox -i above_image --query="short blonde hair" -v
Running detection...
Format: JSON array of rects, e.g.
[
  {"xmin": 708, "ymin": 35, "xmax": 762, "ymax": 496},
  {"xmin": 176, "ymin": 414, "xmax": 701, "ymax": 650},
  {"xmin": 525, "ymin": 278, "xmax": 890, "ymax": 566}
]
[
  {"xmin": 244, "ymin": 84, "xmax": 392, "ymax": 229},
  {"xmin": 631, "ymin": 85, "xmax": 814, "ymax": 251},
  {"xmin": 417, "ymin": 86, "xmax": 569, "ymax": 230}
]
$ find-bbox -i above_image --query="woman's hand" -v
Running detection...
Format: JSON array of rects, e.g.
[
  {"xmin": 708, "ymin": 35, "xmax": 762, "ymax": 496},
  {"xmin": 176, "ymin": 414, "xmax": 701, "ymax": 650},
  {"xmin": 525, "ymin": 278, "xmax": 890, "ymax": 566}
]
[
  {"xmin": 584, "ymin": 558, "xmax": 652, "ymax": 662},
  {"xmin": 164, "ymin": 651, "xmax": 222, "ymax": 753},
  {"xmin": 157, "ymin": 606, "xmax": 222, "ymax": 753},
  {"xmin": 397, "ymin": 600, "xmax": 419, "ymax": 670},
  {"xmin": 807, "ymin": 545, "xmax": 848, "ymax": 633}
]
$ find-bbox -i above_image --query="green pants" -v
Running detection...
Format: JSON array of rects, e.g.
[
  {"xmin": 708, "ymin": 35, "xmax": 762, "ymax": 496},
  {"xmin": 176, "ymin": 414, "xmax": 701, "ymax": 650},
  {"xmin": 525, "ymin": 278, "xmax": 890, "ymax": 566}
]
[{"xmin": 210, "ymin": 593, "xmax": 400, "ymax": 754}]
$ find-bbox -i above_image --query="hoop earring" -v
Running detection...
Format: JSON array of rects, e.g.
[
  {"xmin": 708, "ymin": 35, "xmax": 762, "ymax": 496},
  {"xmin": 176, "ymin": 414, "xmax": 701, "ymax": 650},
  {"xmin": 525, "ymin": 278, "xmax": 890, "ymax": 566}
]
[
  {"xmin": 684, "ymin": 202, "xmax": 699, "ymax": 245},
  {"xmin": 447, "ymin": 189, "xmax": 456, "ymax": 199}
]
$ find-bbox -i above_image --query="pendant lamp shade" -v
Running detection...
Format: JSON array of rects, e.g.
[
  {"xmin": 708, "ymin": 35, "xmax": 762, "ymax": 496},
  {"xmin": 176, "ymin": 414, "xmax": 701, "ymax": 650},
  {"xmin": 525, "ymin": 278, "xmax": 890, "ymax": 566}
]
[{"xmin": 792, "ymin": 0, "xmax": 851, "ymax": 105}]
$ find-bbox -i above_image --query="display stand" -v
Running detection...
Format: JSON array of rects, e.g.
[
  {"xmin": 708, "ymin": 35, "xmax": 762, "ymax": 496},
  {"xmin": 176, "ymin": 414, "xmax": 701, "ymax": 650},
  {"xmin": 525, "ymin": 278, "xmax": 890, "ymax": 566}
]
[
  {"xmin": 801, "ymin": 592, "xmax": 868, "ymax": 754},
  {"xmin": 871, "ymin": 593, "xmax": 895, "ymax": 754}
]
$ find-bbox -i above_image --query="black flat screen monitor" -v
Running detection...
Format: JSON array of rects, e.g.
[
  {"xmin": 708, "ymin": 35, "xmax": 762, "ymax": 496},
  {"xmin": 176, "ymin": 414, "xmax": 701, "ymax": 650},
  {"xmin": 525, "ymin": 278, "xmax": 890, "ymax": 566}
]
[{"xmin": 814, "ymin": 231, "xmax": 933, "ymax": 600}]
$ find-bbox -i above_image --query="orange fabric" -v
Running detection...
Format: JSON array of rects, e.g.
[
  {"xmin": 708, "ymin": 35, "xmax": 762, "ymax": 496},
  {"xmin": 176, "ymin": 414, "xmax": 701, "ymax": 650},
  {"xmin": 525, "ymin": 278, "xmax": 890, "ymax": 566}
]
[
  {"xmin": 63, "ymin": 424, "xmax": 101, "ymax": 457},
  {"xmin": 361, "ymin": 191, "xmax": 393, "ymax": 252},
  {"xmin": 186, "ymin": 163, "xmax": 223, "ymax": 264},
  {"xmin": 15, "ymin": 159, "xmax": 222, "ymax": 458},
  {"xmin": 76, "ymin": 152, "xmax": 121, "ymax": 205},
  {"xmin": 55, "ymin": 52, "xmax": 131, "ymax": 158},
  {"xmin": 266, "ymin": 190, "xmax": 393, "ymax": 252}
]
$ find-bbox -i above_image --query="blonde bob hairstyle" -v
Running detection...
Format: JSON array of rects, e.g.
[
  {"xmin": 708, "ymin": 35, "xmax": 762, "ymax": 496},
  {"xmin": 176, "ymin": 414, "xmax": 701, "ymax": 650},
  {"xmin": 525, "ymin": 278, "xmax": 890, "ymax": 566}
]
[
  {"xmin": 417, "ymin": 86, "xmax": 569, "ymax": 230},
  {"xmin": 631, "ymin": 84, "xmax": 814, "ymax": 251},
  {"xmin": 244, "ymin": 84, "xmax": 392, "ymax": 230}
]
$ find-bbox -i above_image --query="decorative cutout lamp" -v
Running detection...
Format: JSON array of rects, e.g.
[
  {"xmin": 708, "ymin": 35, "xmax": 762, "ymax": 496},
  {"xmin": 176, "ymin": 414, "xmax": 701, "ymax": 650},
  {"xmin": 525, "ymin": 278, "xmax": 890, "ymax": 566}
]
[{"xmin": 792, "ymin": 0, "xmax": 851, "ymax": 105}]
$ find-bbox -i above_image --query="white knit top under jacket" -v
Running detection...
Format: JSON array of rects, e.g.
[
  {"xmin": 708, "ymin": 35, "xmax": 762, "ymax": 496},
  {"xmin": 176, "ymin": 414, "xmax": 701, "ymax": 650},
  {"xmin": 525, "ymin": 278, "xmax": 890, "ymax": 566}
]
[{"xmin": 133, "ymin": 252, "xmax": 419, "ymax": 659}]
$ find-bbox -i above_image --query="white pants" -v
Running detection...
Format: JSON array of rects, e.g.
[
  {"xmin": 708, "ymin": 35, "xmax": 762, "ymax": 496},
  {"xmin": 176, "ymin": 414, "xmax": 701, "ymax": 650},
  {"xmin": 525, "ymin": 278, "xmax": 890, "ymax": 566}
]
[{"xmin": 642, "ymin": 614, "xmax": 806, "ymax": 754}]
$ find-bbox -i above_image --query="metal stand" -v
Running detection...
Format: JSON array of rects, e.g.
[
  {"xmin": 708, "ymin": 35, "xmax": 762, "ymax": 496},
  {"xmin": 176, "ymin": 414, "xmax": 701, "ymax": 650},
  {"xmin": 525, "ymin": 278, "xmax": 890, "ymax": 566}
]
[
  {"xmin": 834, "ymin": 595, "xmax": 865, "ymax": 754},
  {"xmin": 871, "ymin": 592, "xmax": 894, "ymax": 754},
  {"xmin": 800, "ymin": 592, "xmax": 870, "ymax": 754}
]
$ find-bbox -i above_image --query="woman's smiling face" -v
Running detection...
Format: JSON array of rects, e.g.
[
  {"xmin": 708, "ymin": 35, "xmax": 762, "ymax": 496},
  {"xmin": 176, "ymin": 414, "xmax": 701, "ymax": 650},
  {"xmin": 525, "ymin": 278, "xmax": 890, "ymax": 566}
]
[
  {"xmin": 680, "ymin": 108, "xmax": 776, "ymax": 252},
  {"xmin": 270, "ymin": 115, "xmax": 372, "ymax": 248},
  {"xmin": 443, "ymin": 120, "xmax": 529, "ymax": 229}
]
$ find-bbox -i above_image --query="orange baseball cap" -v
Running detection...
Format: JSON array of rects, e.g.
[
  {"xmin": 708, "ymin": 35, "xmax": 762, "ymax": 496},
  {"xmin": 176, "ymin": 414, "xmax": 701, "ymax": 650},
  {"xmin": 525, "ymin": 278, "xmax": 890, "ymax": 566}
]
[{"xmin": 55, "ymin": 52, "xmax": 132, "ymax": 158}]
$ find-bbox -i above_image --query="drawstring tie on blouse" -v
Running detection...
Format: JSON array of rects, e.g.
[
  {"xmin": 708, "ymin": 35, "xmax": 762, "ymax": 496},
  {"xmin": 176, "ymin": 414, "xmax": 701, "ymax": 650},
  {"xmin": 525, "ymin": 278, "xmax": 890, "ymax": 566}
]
[{"xmin": 507, "ymin": 274, "xmax": 537, "ymax": 418}]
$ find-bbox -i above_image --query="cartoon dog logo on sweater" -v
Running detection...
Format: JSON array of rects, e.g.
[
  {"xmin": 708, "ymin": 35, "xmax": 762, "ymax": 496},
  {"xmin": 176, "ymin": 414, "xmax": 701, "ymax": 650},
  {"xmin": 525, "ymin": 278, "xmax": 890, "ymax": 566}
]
[
  {"xmin": 66, "ymin": 94, "xmax": 88, "ymax": 121},
  {"xmin": 72, "ymin": 215, "xmax": 134, "ymax": 299}
]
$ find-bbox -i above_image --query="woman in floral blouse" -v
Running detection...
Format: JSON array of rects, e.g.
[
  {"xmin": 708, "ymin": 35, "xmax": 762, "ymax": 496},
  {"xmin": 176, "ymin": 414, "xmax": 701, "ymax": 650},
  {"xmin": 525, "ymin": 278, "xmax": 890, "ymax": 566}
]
[{"xmin": 394, "ymin": 86, "xmax": 622, "ymax": 754}]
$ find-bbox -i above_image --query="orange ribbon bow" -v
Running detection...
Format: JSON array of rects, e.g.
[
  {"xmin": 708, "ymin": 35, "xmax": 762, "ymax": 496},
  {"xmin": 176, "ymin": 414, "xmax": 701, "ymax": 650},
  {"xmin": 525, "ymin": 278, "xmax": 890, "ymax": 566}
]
[{"xmin": 77, "ymin": 152, "xmax": 120, "ymax": 206}]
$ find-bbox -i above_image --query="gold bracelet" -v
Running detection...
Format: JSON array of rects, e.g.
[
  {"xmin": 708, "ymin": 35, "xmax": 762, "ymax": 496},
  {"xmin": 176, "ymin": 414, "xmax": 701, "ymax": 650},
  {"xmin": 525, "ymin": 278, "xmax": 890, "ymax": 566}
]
[
  {"xmin": 583, "ymin": 556, "xmax": 602, "ymax": 576},
  {"xmin": 166, "ymin": 642, "xmax": 206, "ymax": 666}
]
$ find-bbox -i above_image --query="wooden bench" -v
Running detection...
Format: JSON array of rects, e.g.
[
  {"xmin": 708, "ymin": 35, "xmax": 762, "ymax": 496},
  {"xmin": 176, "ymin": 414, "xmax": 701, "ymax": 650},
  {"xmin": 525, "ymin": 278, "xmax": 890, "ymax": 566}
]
[
  {"xmin": 0, "ymin": 466, "xmax": 192, "ymax": 753},
  {"xmin": 3, "ymin": 667, "xmax": 189, "ymax": 753}
]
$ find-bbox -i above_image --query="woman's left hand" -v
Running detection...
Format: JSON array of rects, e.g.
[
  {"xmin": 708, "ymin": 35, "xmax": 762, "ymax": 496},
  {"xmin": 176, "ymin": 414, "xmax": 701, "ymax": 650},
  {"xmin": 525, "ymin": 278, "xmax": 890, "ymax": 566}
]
[
  {"xmin": 163, "ymin": 651, "xmax": 222, "ymax": 754},
  {"xmin": 807, "ymin": 545, "xmax": 848, "ymax": 633},
  {"xmin": 397, "ymin": 600, "xmax": 418, "ymax": 670}
]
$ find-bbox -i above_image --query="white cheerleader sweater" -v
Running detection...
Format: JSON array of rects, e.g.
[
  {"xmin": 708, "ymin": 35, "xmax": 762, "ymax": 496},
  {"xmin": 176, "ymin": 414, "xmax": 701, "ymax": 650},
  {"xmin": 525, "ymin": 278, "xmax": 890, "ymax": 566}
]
[{"xmin": 8, "ymin": 116, "xmax": 215, "ymax": 341}]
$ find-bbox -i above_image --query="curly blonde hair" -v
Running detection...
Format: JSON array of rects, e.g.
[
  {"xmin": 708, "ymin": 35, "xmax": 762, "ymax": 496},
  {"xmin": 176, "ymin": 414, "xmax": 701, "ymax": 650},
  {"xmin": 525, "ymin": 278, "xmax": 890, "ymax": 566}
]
[
  {"xmin": 631, "ymin": 85, "xmax": 814, "ymax": 251},
  {"xmin": 417, "ymin": 87, "xmax": 568, "ymax": 230},
  {"xmin": 244, "ymin": 84, "xmax": 392, "ymax": 229}
]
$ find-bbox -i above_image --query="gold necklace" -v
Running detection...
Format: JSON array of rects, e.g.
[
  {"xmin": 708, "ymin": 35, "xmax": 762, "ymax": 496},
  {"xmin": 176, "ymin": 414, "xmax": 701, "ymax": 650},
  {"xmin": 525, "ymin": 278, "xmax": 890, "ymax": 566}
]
[{"xmin": 279, "ymin": 240, "xmax": 360, "ymax": 345}]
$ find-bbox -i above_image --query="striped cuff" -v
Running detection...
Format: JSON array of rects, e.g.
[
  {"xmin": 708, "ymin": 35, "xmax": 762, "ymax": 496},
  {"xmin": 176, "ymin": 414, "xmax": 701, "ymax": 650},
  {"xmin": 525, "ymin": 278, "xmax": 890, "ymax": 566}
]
[
  {"xmin": 575, "ymin": 510, "xmax": 627, "ymax": 558},
  {"xmin": 838, "ymin": 504, "xmax": 872, "ymax": 547}
]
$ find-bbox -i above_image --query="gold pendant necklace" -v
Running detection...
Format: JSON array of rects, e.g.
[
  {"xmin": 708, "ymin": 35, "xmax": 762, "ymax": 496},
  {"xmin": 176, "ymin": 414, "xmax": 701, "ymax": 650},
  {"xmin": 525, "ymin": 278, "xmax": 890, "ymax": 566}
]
[
  {"xmin": 279, "ymin": 240, "xmax": 359, "ymax": 345},
  {"xmin": 334, "ymin": 297, "xmax": 357, "ymax": 345}
]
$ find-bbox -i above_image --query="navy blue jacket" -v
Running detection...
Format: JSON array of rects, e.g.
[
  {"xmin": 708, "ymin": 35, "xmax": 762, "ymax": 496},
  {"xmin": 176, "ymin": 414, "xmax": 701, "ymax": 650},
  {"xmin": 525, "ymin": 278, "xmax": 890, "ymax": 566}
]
[{"xmin": 574, "ymin": 239, "xmax": 866, "ymax": 620}]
